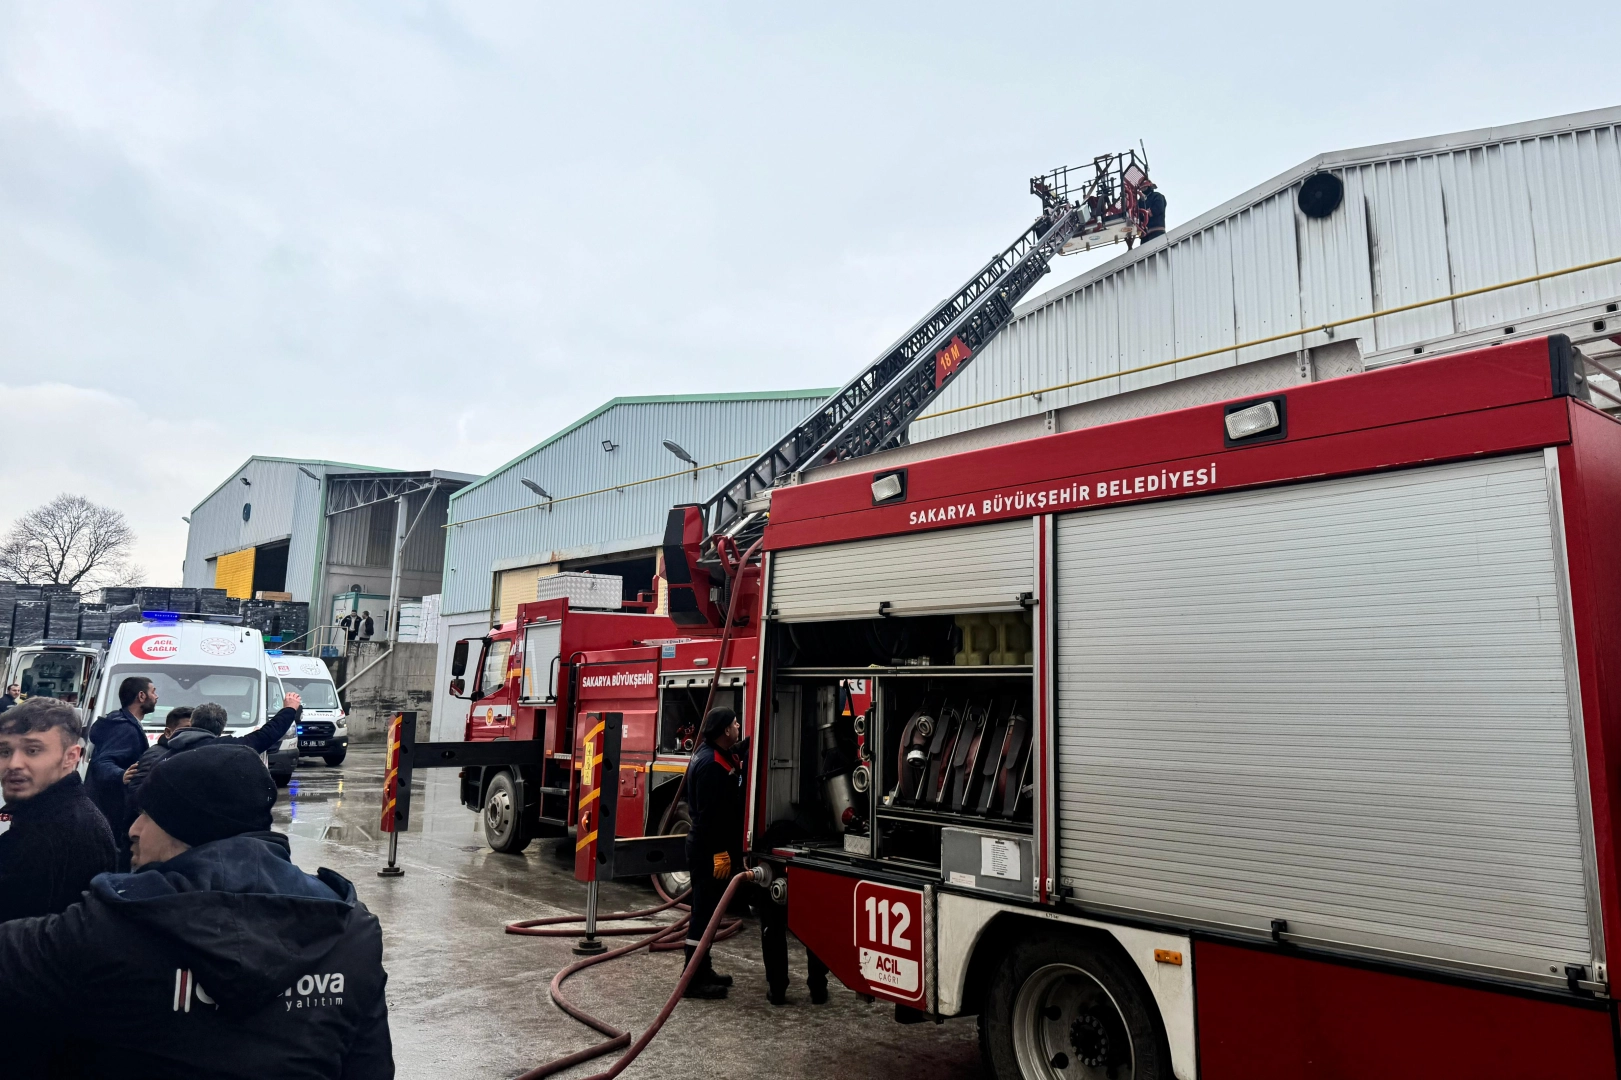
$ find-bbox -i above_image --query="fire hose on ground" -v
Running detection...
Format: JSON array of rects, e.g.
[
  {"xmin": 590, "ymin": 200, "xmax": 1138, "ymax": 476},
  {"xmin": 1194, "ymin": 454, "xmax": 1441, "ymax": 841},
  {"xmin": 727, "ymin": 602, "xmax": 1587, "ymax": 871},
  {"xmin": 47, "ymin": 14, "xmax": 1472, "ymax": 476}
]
[{"xmin": 506, "ymin": 869, "xmax": 758, "ymax": 1080}]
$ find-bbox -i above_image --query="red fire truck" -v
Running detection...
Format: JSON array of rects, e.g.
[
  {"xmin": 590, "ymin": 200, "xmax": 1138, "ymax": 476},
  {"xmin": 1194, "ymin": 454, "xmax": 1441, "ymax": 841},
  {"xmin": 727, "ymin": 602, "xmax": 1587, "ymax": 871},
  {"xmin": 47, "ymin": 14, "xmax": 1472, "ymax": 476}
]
[
  {"xmin": 447, "ymin": 590, "xmax": 758, "ymax": 891},
  {"xmin": 731, "ymin": 335, "xmax": 1621, "ymax": 1078}
]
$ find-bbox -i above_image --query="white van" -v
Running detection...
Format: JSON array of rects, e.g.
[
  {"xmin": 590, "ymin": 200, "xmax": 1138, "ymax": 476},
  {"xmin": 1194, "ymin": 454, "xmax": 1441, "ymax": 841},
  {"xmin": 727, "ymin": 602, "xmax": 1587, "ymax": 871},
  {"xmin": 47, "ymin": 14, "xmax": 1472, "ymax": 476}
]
[
  {"xmin": 89, "ymin": 615, "xmax": 299, "ymax": 785},
  {"xmin": 266, "ymin": 652, "xmax": 348, "ymax": 765}
]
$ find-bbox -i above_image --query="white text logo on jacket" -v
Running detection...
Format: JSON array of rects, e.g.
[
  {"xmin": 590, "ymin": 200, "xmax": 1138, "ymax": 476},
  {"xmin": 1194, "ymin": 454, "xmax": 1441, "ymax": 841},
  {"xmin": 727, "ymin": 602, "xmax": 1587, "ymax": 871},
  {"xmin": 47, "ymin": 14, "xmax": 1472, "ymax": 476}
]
[{"xmin": 171, "ymin": 968, "xmax": 348, "ymax": 1013}]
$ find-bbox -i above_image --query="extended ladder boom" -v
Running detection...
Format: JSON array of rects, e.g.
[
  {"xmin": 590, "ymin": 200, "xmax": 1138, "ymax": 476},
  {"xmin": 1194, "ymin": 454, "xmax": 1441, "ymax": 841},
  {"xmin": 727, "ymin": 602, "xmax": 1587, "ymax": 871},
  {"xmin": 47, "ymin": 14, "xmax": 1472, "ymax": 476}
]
[{"xmin": 699, "ymin": 151, "xmax": 1152, "ymax": 549}]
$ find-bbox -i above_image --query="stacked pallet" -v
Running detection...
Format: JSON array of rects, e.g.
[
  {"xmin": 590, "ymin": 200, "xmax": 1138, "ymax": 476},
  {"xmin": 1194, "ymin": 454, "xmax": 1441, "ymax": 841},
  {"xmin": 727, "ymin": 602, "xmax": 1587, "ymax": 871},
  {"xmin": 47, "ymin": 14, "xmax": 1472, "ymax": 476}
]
[
  {"xmin": 11, "ymin": 601, "xmax": 47, "ymax": 646},
  {"xmin": 167, "ymin": 588, "xmax": 199, "ymax": 614},
  {"xmin": 134, "ymin": 587, "xmax": 171, "ymax": 611},
  {"xmin": 273, "ymin": 601, "xmax": 309, "ymax": 642},
  {"xmin": 79, "ymin": 603, "xmax": 110, "ymax": 641},
  {"xmin": 198, "ymin": 588, "xmax": 235, "ymax": 615},
  {"xmin": 46, "ymin": 598, "xmax": 82, "ymax": 639},
  {"xmin": 0, "ymin": 582, "xmax": 15, "ymax": 647}
]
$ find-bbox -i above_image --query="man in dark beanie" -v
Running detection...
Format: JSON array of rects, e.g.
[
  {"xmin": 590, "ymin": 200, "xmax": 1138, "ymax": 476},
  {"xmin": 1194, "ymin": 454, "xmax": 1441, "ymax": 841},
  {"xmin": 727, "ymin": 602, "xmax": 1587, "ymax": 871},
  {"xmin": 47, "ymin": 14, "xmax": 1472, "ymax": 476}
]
[
  {"xmin": 0, "ymin": 697, "xmax": 116, "ymax": 922},
  {"xmin": 0, "ymin": 742, "xmax": 394, "ymax": 1079},
  {"xmin": 681, "ymin": 705, "xmax": 747, "ymax": 999}
]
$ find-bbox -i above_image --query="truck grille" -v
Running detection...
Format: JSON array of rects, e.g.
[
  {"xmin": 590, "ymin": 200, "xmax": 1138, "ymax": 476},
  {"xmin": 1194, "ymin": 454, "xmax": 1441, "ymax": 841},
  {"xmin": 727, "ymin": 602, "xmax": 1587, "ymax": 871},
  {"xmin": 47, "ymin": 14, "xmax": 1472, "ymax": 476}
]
[{"xmin": 300, "ymin": 721, "xmax": 335, "ymax": 738}]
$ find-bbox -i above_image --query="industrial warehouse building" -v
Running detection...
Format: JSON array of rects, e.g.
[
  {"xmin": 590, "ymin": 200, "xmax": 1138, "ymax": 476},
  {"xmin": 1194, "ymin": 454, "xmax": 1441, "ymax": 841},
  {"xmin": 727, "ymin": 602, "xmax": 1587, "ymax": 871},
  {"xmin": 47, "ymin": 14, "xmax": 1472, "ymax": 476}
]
[
  {"xmin": 182, "ymin": 456, "xmax": 476, "ymax": 625},
  {"xmin": 429, "ymin": 389, "xmax": 833, "ymax": 736},
  {"xmin": 813, "ymin": 105, "xmax": 1621, "ymax": 482}
]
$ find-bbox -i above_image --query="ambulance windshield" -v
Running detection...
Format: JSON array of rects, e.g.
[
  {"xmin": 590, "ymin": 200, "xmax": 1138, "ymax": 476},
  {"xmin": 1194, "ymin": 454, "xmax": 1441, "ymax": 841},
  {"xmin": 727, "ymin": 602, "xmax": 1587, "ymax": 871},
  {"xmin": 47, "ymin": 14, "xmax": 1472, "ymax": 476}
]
[
  {"xmin": 106, "ymin": 665, "xmax": 262, "ymax": 729},
  {"xmin": 279, "ymin": 677, "xmax": 338, "ymax": 710}
]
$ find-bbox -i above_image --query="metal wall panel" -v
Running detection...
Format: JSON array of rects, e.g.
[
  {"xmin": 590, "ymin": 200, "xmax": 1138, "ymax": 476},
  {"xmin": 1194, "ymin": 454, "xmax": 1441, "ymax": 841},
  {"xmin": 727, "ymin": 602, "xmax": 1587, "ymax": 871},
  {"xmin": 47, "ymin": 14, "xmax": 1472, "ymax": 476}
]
[
  {"xmin": 182, "ymin": 458, "xmax": 335, "ymax": 600},
  {"xmin": 770, "ymin": 519, "xmax": 1033, "ymax": 622},
  {"xmin": 441, "ymin": 393, "xmax": 832, "ymax": 615},
  {"xmin": 1052, "ymin": 454, "xmax": 1595, "ymax": 983},
  {"xmin": 914, "ymin": 107, "xmax": 1621, "ymax": 445}
]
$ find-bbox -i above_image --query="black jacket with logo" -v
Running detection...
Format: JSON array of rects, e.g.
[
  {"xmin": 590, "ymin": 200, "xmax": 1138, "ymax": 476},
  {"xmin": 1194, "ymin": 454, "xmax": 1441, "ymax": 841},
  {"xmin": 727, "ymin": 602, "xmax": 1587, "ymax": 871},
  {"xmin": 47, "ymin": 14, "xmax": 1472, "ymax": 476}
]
[
  {"xmin": 0, "ymin": 772, "xmax": 116, "ymax": 923},
  {"xmin": 0, "ymin": 831, "xmax": 393, "ymax": 1079}
]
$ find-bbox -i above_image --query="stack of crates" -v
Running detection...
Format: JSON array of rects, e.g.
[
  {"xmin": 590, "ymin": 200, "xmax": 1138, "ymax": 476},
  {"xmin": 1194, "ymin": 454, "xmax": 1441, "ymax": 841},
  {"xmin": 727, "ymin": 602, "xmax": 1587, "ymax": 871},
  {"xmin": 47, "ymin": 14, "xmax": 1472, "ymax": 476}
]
[
  {"xmin": 46, "ymin": 596, "xmax": 82, "ymax": 640},
  {"xmin": 134, "ymin": 587, "xmax": 171, "ymax": 611},
  {"xmin": 273, "ymin": 601, "xmax": 309, "ymax": 643},
  {"xmin": 241, "ymin": 600, "xmax": 276, "ymax": 637},
  {"xmin": 96, "ymin": 587, "xmax": 136, "ymax": 608},
  {"xmin": 0, "ymin": 581, "xmax": 15, "ymax": 647},
  {"xmin": 11, "ymin": 600, "xmax": 47, "ymax": 646},
  {"xmin": 168, "ymin": 588, "xmax": 199, "ymax": 614},
  {"xmin": 79, "ymin": 603, "xmax": 110, "ymax": 641},
  {"xmin": 198, "ymin": 589, "xmax": 235, "ymax": 616}
]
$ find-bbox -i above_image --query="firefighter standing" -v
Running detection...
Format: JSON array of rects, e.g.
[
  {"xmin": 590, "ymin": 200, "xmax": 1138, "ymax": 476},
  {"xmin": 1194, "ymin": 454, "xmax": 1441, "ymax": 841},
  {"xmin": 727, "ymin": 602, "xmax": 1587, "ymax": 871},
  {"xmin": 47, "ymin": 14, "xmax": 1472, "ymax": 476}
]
[
  {"xmin": 681, "ymin": 707, "xmax": 746, "ymax": 999},
  {"xmin": 681, "ymin": 706, "xmax": 831, "ymax": 1004}
]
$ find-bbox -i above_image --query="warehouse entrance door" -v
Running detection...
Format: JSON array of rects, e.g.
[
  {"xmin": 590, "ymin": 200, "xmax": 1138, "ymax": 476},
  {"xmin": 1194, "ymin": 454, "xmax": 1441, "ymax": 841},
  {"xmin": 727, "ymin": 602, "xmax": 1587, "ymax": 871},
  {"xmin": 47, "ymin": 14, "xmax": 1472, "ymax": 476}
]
[{"xmin": 252, "ymin": 540, "xmax": 289, "ymax": 595}]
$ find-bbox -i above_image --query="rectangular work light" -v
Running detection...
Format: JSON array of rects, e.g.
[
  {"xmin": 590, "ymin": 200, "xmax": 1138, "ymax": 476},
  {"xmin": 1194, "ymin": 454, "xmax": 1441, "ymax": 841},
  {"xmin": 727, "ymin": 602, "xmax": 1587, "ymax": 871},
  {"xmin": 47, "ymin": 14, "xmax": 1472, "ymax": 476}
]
[
  {"xmin": 1222, "ymin": 396, "xmax": 1287, "ymax": 445},
  {"xmin": 871, "ymin": 470, "xmax": 907, "ymax": 505}
]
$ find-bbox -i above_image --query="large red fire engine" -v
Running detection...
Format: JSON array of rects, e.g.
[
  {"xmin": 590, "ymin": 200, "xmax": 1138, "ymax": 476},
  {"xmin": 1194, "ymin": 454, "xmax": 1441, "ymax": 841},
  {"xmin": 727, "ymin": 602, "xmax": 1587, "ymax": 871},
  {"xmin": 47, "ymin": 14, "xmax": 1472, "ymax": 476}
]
[{"xmin": 737, "ymin": 335, "xmax": 1621, "ymax": 1078}]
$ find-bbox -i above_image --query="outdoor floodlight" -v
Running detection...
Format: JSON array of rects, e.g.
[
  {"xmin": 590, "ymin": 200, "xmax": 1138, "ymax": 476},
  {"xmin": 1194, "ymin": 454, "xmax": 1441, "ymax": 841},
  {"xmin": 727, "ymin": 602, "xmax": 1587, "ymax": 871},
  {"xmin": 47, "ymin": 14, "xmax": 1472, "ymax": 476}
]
[
  {"xmin": 239, "ymin": 477, "xmax": 251, "ymax": 487},
  {"xmin": 602, "ymin": 440, "xmax": 618, "ymax": 452},
  {"xmin": 663, "ymin": 440, "xmax": 697, "ymax": 466},
  {"xmin": 520, "ymin": 478, "xmax": 551, "ymax": 500},
  {"xmin": 298, "ymin": 467, "xmax": 322, "ymax": 481}
]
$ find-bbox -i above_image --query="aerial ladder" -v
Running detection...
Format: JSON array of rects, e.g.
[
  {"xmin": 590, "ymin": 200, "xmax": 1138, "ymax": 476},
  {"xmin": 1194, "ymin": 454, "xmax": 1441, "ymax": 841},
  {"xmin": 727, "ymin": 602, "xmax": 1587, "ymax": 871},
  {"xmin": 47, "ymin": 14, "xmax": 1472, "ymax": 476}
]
[{"xmin": 664, "ymin": 150, "xmax": 1157, "ymax": 627}]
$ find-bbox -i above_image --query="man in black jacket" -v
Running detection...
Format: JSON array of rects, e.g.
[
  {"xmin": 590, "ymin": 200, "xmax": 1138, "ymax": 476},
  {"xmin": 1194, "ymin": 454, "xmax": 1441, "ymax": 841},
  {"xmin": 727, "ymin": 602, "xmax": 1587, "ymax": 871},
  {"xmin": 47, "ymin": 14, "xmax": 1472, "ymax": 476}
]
[
  {"xmin": 161, "ymin": 694, "xmax": 299, "ymax": 758},
  {"xmin": 682, "ymin": 706, "xmax": 747, "ymax": 999},
  {"xmin": 87, "ymin": 676, "xmax": 158, "ymax": 837},
  {"xmin": 0, "ymin": 742, "xmax": 394, "ymax": 1079},
  {"xmin": 0, "ymin": 698, "xmax": 116, "ymax": 922},
  {"xmin": 122, "ymin": 705, "xmax": 192, "ymax": 815},
  {"xmin": 0, "ymin": 682, "xmax": 20, "ymax": 713}
]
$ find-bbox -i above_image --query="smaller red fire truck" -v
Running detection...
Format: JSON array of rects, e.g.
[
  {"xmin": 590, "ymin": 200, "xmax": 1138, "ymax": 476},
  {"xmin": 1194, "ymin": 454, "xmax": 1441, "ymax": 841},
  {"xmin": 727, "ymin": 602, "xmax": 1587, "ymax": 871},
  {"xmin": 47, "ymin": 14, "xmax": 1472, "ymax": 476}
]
[{"xmin": 446, "ymin": 587, "xmax": 758, "ymax": 891}]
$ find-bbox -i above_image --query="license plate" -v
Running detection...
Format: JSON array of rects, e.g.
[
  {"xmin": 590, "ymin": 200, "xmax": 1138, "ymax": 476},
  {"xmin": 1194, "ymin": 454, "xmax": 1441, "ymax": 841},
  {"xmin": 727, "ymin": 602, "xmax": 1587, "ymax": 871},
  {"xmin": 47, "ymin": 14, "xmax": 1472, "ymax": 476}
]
[{"xmin": 302, "ymin": 739, "xmax": 327, "ymax": 748}]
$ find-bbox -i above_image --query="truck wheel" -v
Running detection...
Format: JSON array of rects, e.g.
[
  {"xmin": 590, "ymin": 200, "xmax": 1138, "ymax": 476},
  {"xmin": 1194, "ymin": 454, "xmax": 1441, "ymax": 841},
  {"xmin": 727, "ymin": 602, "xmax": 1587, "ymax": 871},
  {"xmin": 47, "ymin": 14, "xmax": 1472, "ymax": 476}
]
[
  {"xmin": 979, "ymin": 933, "xmax": 1169, "ymax": 1080},
  {"xmin": 482, "ymin": 771, "xmax": 531, "ymax": 854},
  {"xmin": 654, "ymin": 803, "xmax": 693, "ymax": 899},
  {"xmin": 323, "ymin": 749, "xmax": 347, "ymax": 766}
]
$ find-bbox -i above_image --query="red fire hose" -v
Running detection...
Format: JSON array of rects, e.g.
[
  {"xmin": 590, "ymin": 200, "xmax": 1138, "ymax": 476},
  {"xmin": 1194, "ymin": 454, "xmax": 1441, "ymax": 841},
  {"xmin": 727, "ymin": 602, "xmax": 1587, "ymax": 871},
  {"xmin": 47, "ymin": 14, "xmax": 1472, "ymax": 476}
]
[{"xmin": 507, "ymin": 871, "xmax": 757, "ymax": 1080}]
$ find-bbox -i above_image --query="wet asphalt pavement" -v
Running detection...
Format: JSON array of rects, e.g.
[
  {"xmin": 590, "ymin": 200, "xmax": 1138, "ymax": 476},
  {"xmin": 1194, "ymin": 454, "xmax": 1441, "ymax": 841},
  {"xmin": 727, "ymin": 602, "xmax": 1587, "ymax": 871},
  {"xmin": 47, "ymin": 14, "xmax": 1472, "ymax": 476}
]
[{"xmin": 273, "ymin": 747, "xmax": 982, "ymax": 1080}]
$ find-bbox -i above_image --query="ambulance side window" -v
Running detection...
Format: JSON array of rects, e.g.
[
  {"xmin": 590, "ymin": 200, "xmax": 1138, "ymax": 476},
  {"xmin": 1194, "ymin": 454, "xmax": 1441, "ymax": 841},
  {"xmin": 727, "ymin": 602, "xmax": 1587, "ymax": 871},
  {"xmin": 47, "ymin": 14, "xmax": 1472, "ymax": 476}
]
[{"xmin": 476, "ymin": 640, "xmax": 511, "ymax": 699}]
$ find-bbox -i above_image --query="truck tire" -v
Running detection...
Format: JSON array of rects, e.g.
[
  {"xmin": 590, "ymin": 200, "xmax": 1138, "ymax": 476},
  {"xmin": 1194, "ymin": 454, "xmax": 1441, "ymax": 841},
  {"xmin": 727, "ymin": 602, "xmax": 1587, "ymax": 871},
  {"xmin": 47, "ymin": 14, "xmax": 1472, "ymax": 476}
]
[
  {"xmin": 979, "ymin": 932, "xmax": 1169, "ymax": 1080},
  {"xmin": 323, "ymin": 749, "xmax": 347, "ymax": 766},
  {"xmin": 482, "ymin": 770, "xmax": 532, "ymax": 854},
  {"xmin": 654, "ymin": 802, "xmax": 693, "ymax": 900}
]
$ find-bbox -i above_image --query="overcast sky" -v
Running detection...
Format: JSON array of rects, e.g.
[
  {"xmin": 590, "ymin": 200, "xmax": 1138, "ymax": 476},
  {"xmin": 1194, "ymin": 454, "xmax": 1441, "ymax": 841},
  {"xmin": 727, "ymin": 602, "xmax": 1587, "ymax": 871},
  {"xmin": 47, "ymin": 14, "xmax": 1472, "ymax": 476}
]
[{"xmin": 2, "ymin": 1, "xmax": 1617, "ymax": 585}]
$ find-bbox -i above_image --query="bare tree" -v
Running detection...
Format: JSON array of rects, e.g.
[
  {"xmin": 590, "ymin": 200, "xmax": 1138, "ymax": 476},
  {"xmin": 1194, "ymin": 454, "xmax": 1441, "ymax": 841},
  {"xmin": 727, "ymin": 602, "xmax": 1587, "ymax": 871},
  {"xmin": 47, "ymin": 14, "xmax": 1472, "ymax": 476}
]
[{"xmin": 0, "ymin": 495, "xmax": 144, "ymax": 589}]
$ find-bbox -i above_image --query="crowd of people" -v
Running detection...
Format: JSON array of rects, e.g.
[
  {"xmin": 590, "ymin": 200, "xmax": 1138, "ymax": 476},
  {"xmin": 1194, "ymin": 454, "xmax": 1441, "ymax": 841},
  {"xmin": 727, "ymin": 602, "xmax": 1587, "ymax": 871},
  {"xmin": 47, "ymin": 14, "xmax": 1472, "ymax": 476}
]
[{"xmin": 0, "ymin": 676, "xmax": 395, "ymax": 1078}]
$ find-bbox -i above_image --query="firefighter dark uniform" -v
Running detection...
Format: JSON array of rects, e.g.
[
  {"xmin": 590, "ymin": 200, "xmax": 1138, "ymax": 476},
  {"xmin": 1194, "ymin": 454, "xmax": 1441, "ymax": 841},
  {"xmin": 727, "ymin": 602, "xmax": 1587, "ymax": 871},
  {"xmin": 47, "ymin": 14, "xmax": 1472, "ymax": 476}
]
[
  {"xmin": 683, "ymin": 721, "xmax": 745, "ymax": 998},
  {"xmin": 1138, "ymin": 181, "xmax": 1167, "ymax": 242},
  {"xmin": 683, "ymin": 708, "xmax": 831, "ymax": 1004}
]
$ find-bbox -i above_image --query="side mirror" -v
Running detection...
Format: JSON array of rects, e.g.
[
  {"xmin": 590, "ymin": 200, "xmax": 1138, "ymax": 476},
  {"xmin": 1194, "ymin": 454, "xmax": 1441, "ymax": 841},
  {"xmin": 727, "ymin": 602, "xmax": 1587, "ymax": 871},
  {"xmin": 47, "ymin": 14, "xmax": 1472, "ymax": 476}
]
[
  {"xmin": 449, "ymin": 677, "xmax": 465, "ymax": 698},
  {"xmin": 451, "ymin": 641, "xmax": 469, "ymax": 678}
]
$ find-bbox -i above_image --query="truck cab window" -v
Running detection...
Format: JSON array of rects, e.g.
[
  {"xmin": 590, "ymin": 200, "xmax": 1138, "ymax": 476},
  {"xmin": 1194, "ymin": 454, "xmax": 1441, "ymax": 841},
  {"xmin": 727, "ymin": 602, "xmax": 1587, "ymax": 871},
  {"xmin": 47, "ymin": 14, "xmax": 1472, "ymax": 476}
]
[{"xmin": 477, "ymin": 640, "xmax": 512, "ymax": 699}]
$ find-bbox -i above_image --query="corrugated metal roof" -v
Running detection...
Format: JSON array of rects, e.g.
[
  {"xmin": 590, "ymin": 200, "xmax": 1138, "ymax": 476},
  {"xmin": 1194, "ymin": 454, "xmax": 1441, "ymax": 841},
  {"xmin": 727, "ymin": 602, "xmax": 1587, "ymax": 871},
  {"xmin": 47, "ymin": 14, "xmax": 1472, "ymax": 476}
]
[
  {"xmin": 442, "ymin": 391, "xmax": 833, "ymax": 615},
  {"xmin": 913, "ymin": 106, "xmax": 1621, "ymax": 442}
]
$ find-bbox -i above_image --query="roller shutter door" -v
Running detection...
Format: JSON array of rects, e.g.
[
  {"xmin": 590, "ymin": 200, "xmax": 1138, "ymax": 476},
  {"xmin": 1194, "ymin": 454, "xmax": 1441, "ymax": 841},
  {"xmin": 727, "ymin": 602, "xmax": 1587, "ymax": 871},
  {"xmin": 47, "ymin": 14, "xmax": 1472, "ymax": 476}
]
[
  {"xmin": 1054, "ymin": 452, "xmax": 1596, "ymax": 981},
  {"xmin": 770, "ymin": 519, "xmax": 1034, "ymax": 622}
]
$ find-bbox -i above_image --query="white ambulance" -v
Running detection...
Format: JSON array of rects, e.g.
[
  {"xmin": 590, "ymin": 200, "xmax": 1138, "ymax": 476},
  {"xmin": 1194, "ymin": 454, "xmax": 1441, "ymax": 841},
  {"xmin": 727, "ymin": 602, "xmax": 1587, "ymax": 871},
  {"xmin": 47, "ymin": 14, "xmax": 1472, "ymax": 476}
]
[
  {"xmin": 89, "ymin": 614, "xmax": 300, "ymax": 785},
  {"xmin": 265, "ymin": 652, "xmax": 348, "ymax": 766}
]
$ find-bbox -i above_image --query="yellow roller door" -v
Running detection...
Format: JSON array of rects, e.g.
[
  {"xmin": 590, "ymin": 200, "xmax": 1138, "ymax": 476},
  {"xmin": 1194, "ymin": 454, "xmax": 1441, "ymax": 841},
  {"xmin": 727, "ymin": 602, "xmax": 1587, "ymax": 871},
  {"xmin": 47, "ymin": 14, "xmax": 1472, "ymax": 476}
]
[
  {"xmin": 495, "ymin": 563, "xmax": 557, "ymax": 622},
  {"xmin": 215, "ymin": 548, "xmax": 256, "ymax": 599}
]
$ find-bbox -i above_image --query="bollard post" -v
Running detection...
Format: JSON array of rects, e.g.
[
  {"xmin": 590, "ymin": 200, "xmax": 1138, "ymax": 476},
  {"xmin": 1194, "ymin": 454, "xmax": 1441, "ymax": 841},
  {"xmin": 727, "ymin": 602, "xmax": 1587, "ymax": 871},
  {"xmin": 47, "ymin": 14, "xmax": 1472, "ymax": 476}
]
[
  {"xmin": 378, "ymin": 712, "xmax": 416, "ymax": 877},
  {"xmin": 572, "ymin": 711, "xmax": 621, "ymax": 954}
]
